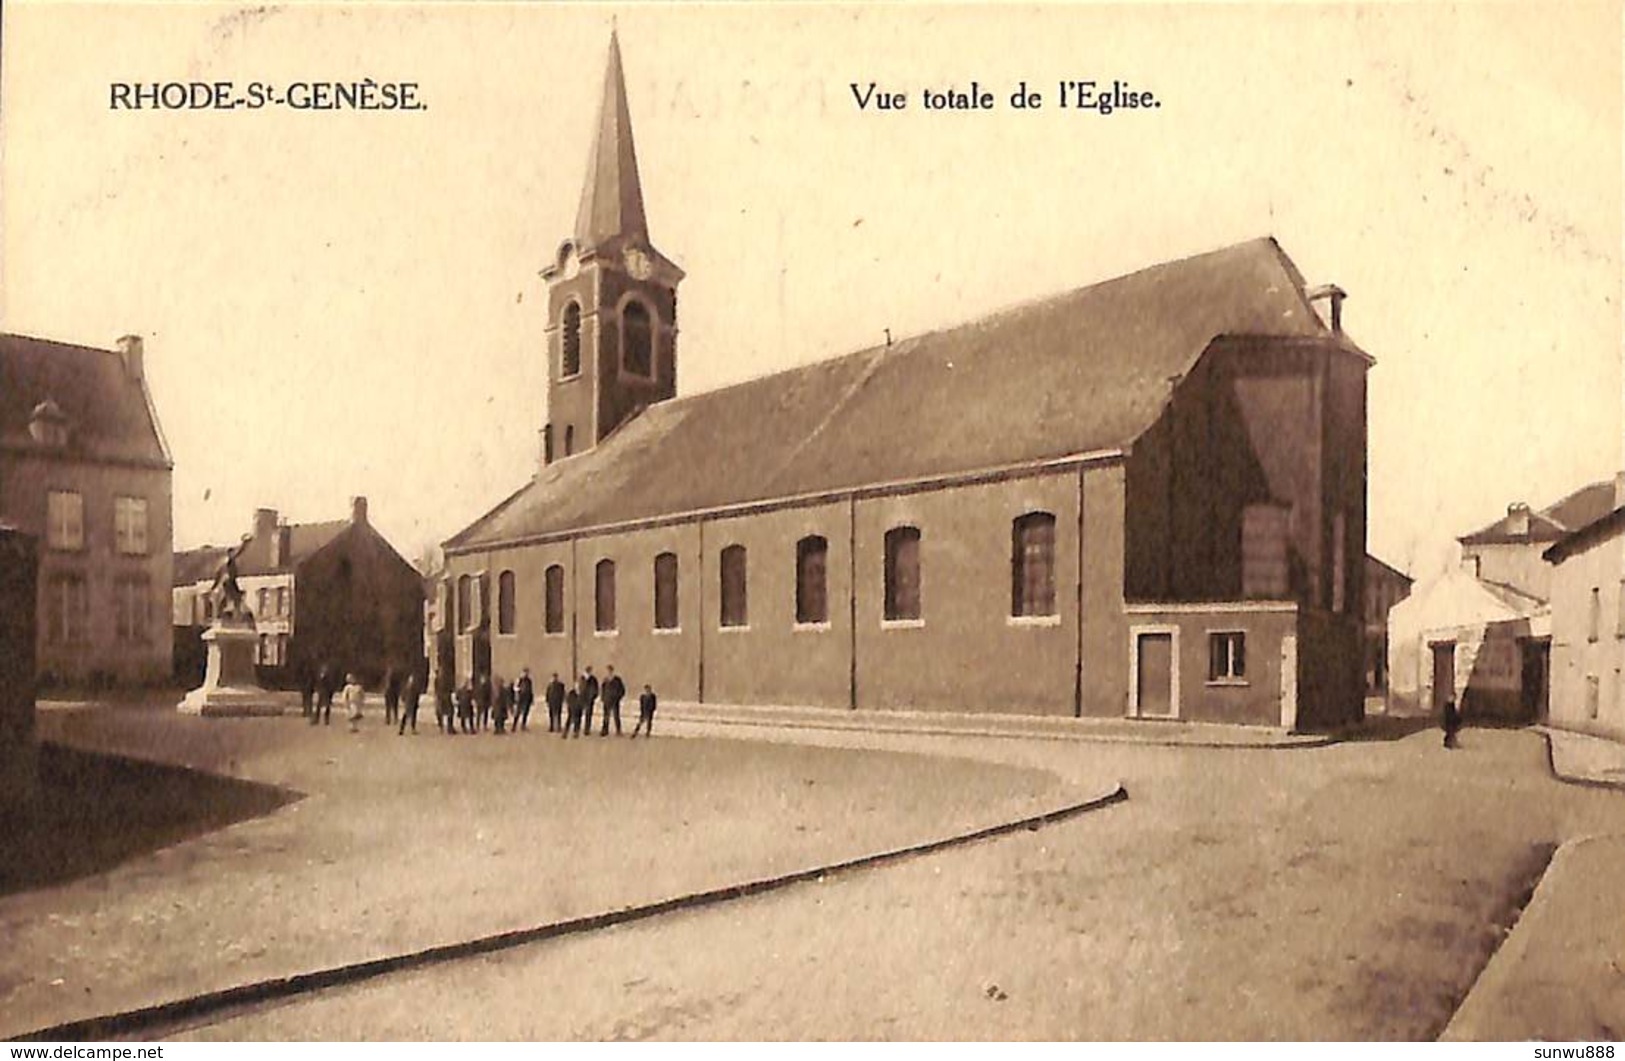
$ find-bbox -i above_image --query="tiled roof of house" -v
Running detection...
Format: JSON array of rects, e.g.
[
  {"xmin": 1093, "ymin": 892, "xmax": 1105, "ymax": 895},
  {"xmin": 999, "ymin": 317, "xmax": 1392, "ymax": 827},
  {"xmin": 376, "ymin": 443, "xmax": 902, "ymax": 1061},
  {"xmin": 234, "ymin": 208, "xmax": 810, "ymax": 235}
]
[
  {"xmin": 173, "ymin": 545, "xmax": 229, "ymax": 586},
  {"xmin": 175, "ymin": 520, "xmax": 353, "ymax": 584},
  {"xmin": 449, "ymin": 237, "xmax": 1350, "ymax": 551},
  {"xmin": 1460, "ymin": 478, "xmax": 1621, "ymax": 546},
  {"xmin": 0, "ymin": 334, "xmax": 169, "ymax": 466}
]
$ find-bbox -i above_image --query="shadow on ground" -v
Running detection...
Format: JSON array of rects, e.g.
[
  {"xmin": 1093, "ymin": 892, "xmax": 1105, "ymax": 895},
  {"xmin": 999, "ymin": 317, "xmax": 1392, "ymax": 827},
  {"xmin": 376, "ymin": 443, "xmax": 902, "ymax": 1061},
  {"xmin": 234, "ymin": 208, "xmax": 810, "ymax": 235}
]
[
  {"xmin": 1339, "ymin": 714, "xmax": 1439, "ymax": 742},
  {"xmin": 0, "ymin": 743, "xmax": 299, "ymax": 896}
]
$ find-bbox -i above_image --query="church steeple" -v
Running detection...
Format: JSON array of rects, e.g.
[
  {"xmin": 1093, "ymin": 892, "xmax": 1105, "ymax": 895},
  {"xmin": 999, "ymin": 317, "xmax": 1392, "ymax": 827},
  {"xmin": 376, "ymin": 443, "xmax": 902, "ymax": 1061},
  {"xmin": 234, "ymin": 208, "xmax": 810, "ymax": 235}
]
[
  {"xmin": 574, "ymin": 30, "xmax": 648, "ymax": 252},
  {"xmin": 539, "ymin": 31, "xmax": 682, "ymax": 469}
]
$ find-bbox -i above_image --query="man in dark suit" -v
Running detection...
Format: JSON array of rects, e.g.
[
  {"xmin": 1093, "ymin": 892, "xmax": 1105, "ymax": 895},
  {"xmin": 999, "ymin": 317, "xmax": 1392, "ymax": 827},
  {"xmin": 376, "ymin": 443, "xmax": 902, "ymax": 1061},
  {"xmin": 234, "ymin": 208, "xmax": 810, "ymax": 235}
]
[
  {"xmin": 579, "ymin": 667, "xmax": 599, "ymax": 737},
  {"xmin": 398, "ymin": 672, "xmax": 421, "ymax": 735},
  {"xmin": 515, "ymin": 668, "xmax": 535, "ymax": 732},
  {"xmin": 599, "ymin": 666, "xmax": 626, "ymax": 737},
  {"xmin": 544, "ymin": 672, "xmax": 566, "ymax": 733},
  {"xmin": 562, "ymin": 687, "xmax": 582, "ymax": 738},
  {"xmin": 631, "ymin": 684, "xmax": 657, "ymax": 738},
  {"xmin": 493, "ymin": 674, "xmax": 511, "ymax": 734},
  {"xmin": 456, "ymin": 680, "xmax": 476, "ymax": 734},
  {"xmin": 298, "ymin": 664, "xmax": 316, "ymax": 719},
  {"xmin": 474, "ymin": 672, "xmax": 493, "ymax": 731},
  {"xmin": 383, "ymin": 667, "xmax": 403, "ymax": 727},
  {"xmin": 313, "ymin": 662, "xmax": 337, "ymax": 726}
]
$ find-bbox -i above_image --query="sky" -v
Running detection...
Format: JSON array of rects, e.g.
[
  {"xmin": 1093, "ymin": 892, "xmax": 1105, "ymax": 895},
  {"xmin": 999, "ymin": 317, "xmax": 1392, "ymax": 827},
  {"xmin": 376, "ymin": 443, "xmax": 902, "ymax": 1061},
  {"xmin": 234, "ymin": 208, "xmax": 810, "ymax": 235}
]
[{"xmin": 3, "ymin": 2, "xmax": 1620, "ymax": 580}]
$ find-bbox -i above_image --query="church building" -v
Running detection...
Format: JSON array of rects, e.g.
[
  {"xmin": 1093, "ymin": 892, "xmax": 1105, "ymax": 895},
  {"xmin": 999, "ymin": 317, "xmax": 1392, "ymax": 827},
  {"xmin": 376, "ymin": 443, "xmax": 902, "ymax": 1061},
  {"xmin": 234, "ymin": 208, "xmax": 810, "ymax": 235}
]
[{"xmin": 441, "ymin": 34, "xmax": 1372, "ymax": 730}]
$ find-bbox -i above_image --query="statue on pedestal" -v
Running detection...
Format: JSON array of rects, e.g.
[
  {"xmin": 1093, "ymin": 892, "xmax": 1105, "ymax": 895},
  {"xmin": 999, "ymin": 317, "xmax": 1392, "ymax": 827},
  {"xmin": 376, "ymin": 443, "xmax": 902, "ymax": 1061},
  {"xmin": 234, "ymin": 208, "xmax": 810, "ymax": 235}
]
[{"xmin": 209, "ymin": 535, "xmax": 252, "ymax": 623}]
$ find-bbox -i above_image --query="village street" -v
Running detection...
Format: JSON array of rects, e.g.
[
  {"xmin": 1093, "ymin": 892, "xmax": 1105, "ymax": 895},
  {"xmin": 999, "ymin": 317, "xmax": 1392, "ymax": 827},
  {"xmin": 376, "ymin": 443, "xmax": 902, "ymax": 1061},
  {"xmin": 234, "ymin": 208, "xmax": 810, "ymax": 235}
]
[{"xmin": 2, "ymin": 699, "xmax": 1619, "ymax": 1041}]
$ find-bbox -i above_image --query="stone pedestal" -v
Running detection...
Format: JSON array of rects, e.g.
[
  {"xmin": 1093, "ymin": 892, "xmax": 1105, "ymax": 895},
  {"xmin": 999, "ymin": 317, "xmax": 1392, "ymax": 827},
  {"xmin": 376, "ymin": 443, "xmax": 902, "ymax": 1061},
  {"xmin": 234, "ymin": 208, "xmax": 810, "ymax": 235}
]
[{"xmin": 177, "ymin": 620, "xmax": 283, "ymax": 717}]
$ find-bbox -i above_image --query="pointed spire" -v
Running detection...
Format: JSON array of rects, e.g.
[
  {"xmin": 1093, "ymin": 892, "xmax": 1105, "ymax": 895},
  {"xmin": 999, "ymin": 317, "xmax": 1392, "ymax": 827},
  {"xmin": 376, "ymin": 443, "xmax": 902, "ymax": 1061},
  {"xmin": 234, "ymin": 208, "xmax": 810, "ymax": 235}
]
[{"xmin": 575, "ymin": 30, "xmax": 649, "ymax": 251}]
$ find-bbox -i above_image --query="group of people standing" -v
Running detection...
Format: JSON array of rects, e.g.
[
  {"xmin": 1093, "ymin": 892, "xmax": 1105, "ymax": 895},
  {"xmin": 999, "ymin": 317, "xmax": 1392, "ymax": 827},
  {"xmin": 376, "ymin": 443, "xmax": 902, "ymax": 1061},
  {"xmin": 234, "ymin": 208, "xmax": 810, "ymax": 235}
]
[
  {"xmin": 301, "ymin": 664, "xmax": 424, "ymax": 734},
  {"xmin": 431, "ymin": 665, "xmax": 659, "ymax": 739}
]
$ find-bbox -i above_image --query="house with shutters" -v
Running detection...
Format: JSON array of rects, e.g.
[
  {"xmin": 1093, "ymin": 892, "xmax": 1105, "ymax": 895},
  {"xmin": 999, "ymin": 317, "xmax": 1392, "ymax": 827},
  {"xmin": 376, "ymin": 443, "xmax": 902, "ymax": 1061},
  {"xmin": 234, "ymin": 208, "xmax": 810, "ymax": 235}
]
[
  {"xmin": 0, "ymin": 333, "xmax": 173, "ymax": 686},
  {"xmin": 439, "ymin": 33, "xmax": 1372, "ymax": 729}
]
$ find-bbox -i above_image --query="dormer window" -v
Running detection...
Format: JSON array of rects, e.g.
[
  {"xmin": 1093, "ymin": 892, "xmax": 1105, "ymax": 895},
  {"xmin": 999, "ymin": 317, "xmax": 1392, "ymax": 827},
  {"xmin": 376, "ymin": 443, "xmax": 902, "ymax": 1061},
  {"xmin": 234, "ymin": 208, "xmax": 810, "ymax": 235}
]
[
  {"xmin": 622, "ymin": 300, "xmax": 653, "ymax": 378},
  {"xmin": 28, "ymin": 399, "xmax": 68, "ymax": 447}
]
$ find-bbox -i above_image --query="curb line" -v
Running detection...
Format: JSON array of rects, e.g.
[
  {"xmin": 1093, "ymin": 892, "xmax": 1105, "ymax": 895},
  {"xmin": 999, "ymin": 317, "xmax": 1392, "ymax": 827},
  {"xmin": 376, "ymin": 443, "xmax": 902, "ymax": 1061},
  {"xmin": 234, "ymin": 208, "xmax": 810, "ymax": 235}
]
[
  {"xmin": 1535, "ymin": 727, "xmax": 1625, "ymax": 791},
  {"xmin": 661, "ymin": 712, "xmax": 1335, "ymax": 750},
  {"xmin": 9, "ymin": 785, "xmax": 1127, "ymax": 1042}
]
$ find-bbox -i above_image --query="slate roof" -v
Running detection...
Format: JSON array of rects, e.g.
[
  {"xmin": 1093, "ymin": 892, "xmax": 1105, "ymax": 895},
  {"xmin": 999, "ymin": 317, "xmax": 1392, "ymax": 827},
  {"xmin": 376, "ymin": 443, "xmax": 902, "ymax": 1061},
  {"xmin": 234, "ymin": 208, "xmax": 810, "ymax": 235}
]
[
  {"xmin": 449, "ymin": 237, "xmax": 1347, "ymax": 552},
  {"xmin": 174, "ymin": 519, "xmax": 353, "ymax": 584},
  {"xmin": 1460, "ymin": 478, "xmax": 1621, "ymax": 545},
  {"xmin": 0, "ymin": 334, "xmax": 169, "ymax": 466}
]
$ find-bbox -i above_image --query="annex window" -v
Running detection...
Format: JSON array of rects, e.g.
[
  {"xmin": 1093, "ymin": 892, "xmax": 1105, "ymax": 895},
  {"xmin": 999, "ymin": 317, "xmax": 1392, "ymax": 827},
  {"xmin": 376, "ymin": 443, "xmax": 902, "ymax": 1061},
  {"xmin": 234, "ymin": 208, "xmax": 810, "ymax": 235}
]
[
  {"xmin": 46, "ymin": 490, "xmax": 84, "ymax": 551},
  {"xmin": 623, "ymin": 300, "xmax": 654, "ymax": 378},
  {"xmin": 1590, "ymin": 587, "xmax": 1602, "ymax": 643},
  {"xmin": 884, "ymin": 526, "xmax": 922, "ymax": 622},
  {"xmin": 277, "ymin": 586, "xmax": 289, "ymax": 617},
  {"xmin": 44, "ymin": 571, "xmax": 89, "ymax": 645},
  {"xmin": 1209, "ymin": 631, "xmax": 1247, "ymax": 682},
  {"xmin": 595, "ymin": 559, "xmax": 617, "ymax": 633},
  {"xmin": 497, "ymin": 570, "xmax": 517, "ymax": 634},
  {"xmin": 562, "ymin": 302, "xmax": 582, "ymax": 378},
  {"xmin": 720, "ymin": 545, "xmax": 748, "ymax": 628},
  {"xmin": 457, "ymin": 574, "xmax": 473, "ymax": 633},
  {"xmin": 654, "ymin": 552, "xmax": 679, "ymax": 630},
  {"xmin": 258, "ymin": 588, "xmax": 270, "ymax": 617},
  {"xmin": 1241, "ymin": 503, "xmax": 1291, "ymax": 599},
  {"xmin": 543, "ymin": 424, "xmax": 554, "ymax": 465},
  {"xmin": 114, "ymin": 575, "xmax": 151, "ymax": 643},
  {"xmin": 544, "ymin": 564, "xmax": 565, "ymax": 634},
  {"xmin": 1011, "ymin": 512, "xmax": 1057, "ymax": 617},
  {"xmin": 114, "ymin": 496, "xmax": 149, "ymax": 555},
  {"xmin": 796, "ymin": 536, "xmax": 829, "ymax": 625}
]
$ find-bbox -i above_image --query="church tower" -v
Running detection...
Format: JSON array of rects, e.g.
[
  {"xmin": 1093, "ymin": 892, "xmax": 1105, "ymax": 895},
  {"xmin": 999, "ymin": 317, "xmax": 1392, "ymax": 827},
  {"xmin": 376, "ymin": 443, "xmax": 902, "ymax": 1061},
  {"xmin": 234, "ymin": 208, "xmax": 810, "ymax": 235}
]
[{"xmin": 540, "ymin": 31, "xmax": 683, "ymax": 466}]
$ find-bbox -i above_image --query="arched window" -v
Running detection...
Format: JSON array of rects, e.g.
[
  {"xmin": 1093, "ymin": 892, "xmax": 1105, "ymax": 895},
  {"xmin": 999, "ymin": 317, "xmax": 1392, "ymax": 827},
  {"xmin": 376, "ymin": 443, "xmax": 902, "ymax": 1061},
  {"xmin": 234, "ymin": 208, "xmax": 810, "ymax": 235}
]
[
  {"xmin": 543, "ymin": 564, "xmax": 565, "ymax": 634},
  {"xmin": 883, "ymin": 526, "xmax": 921, "ymax": 622},
  {"xmin": 796, "ymin": 536, "xmax": 829, "ymax": 625},
  {"xmin": 564, "ymin": 425, "xmax": 575, "ymax": 456},
  {"xmin": 654, "ymin": 552, "xmax": 679, "ymax": 630},
  {"xmin": 595, "ymin": 559, "xmax": 617, "ymax": 633},
  {"xmin": 497, "ymin": 569, "xmax": 516, "ymax": 634},
  {"xmin": 623, "ymin": 300, "xmax": 653, "ymax": 378},
  {"xmin": 1011, "ymin": 512, "xmax": 1057, "ymax": 617},
  {"xmin": 457, "ymin": 574, "xmax": 472, "ymax": 633},
  {"xmin": 720, "ymin": 544, "xmax": 748, "ymax": 628},
  {"xmin": 562, "ymin": 302, "xmax": 582, "ymax": 377}
]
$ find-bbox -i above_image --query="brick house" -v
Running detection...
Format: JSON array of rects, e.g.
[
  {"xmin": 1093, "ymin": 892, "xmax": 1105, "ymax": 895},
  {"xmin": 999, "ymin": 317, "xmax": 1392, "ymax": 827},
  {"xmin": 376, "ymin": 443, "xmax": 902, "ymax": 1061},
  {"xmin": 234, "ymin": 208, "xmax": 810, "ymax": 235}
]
[
  {"xmin": 439, "ymin": 35, "xmax": 1372, "ymax": 730},
  {"xmin": 0, "ymin": 333, "xmax": 173, "ymax": 686}
]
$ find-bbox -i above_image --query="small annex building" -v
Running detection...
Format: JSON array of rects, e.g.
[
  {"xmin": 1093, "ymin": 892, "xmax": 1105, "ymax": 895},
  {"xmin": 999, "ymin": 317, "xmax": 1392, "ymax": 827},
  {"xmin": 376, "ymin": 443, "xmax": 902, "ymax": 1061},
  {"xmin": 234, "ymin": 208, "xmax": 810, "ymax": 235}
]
[{"xmin": 440, "ymin": 34, "xmax": 1373, "ymax": 731}]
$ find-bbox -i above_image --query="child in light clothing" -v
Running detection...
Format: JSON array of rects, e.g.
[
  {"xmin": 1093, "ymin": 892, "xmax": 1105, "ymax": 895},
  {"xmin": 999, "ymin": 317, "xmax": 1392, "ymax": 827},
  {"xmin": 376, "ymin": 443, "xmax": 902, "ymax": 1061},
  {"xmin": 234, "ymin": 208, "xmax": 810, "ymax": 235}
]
[{"xmin": 344, "ymin": 673, "xmax": 366, "ymax": 732}]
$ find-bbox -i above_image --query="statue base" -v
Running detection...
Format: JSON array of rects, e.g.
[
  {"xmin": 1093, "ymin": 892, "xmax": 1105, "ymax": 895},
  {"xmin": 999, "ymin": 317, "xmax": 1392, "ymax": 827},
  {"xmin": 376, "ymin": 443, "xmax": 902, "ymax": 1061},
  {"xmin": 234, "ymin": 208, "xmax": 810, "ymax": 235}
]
[{"xmin": 177, "ymin": 620, "xmax": 283, "ymax": 717}]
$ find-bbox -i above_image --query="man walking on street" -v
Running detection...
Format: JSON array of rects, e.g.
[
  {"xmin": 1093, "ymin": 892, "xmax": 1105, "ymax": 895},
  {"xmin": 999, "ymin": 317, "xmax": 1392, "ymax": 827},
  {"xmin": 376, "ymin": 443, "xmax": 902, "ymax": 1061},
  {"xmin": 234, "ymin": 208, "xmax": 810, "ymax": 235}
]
[
  {"xmin": 631, "ymin": 684, "xmax": 657, "ymax": 738},
  {"xmin": 600, "ymin": 665, "xmax": 625, "ymax": 737},
  {"xmin": 545, "ymin": 672, "xmax": 566, "ymax": 733},
  {"xmin": 515, "ymin": 668, "xmax": 535, "ymax": 732}
]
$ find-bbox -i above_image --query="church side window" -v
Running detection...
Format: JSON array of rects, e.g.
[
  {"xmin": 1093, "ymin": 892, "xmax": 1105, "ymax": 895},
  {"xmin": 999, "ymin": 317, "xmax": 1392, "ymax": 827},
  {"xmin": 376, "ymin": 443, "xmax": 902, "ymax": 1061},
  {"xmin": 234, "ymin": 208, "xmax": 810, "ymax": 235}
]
[
  {"xmin": 720, "ymin": 545, "xmax": 748, "ymax": 628},
  {"xmin": 796, "ymin": 536, "xmax": 828, "ymax": 625},
  {"xmin": 595, "ymin": 559, "xmax": 617, "ymax": 633},
  {"xmin": 543, "ymin": 565, "xmax": 565, "ymax": 634},
  {"xmin": 884, "ymin": 526, "xmax": 922, "ymax": 622},
  {"xmin": 457, "ymin": 574, "xmax": 472, "ymax": 633},
  {"xmin": 562, "ymin": 302, "xmax": 582, "ymax": 378},
  {"xmin": 623, "ymin": 300, "xmax": 653, "ymax": 378},
  {"xmin": 654, "ymin": 552, "xmax": 679, "ymax": 631},
  {"xmin": 497, "ymin": 569, "xmax": 517, "ymax": 635},
  {"xmin": 1011, "ymin": 512, "xmax": 1056, "ymax": 617}
]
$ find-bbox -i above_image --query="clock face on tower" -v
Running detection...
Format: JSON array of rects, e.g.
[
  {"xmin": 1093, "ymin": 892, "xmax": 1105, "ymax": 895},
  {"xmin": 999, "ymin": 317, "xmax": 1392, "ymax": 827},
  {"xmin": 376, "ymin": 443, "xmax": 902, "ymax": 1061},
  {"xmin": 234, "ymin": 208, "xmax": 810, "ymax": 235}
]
[{"xmin": 623, "ymin": 246, "xmax": 653, "ymax": 281}]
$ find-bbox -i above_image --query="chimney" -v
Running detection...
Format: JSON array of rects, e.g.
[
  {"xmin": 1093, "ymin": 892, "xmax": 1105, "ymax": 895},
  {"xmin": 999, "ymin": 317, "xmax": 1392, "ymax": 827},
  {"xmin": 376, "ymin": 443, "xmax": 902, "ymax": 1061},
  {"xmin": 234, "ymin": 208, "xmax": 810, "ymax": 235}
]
[
  {"xmin": 1306, "ymin": 284, "xmax": 1347, "ymax": 334},
  {"xmin": 351, "ymin": 496, "xmax": 369, "ymax": 526},
  {"xmin": 1506, "ymin": 502, "xmax": 1531, "ymax": 537},
  {"xmin": 271, "ymin": 523, "xmax": 291, "ymax": 568},
  {"xmin": 253, "ymin": 507, "xmax": 279, "ymax": 545},
  {"xmin": 116, "ymin": 335, "xmax": 144, "ymax": 381}
]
